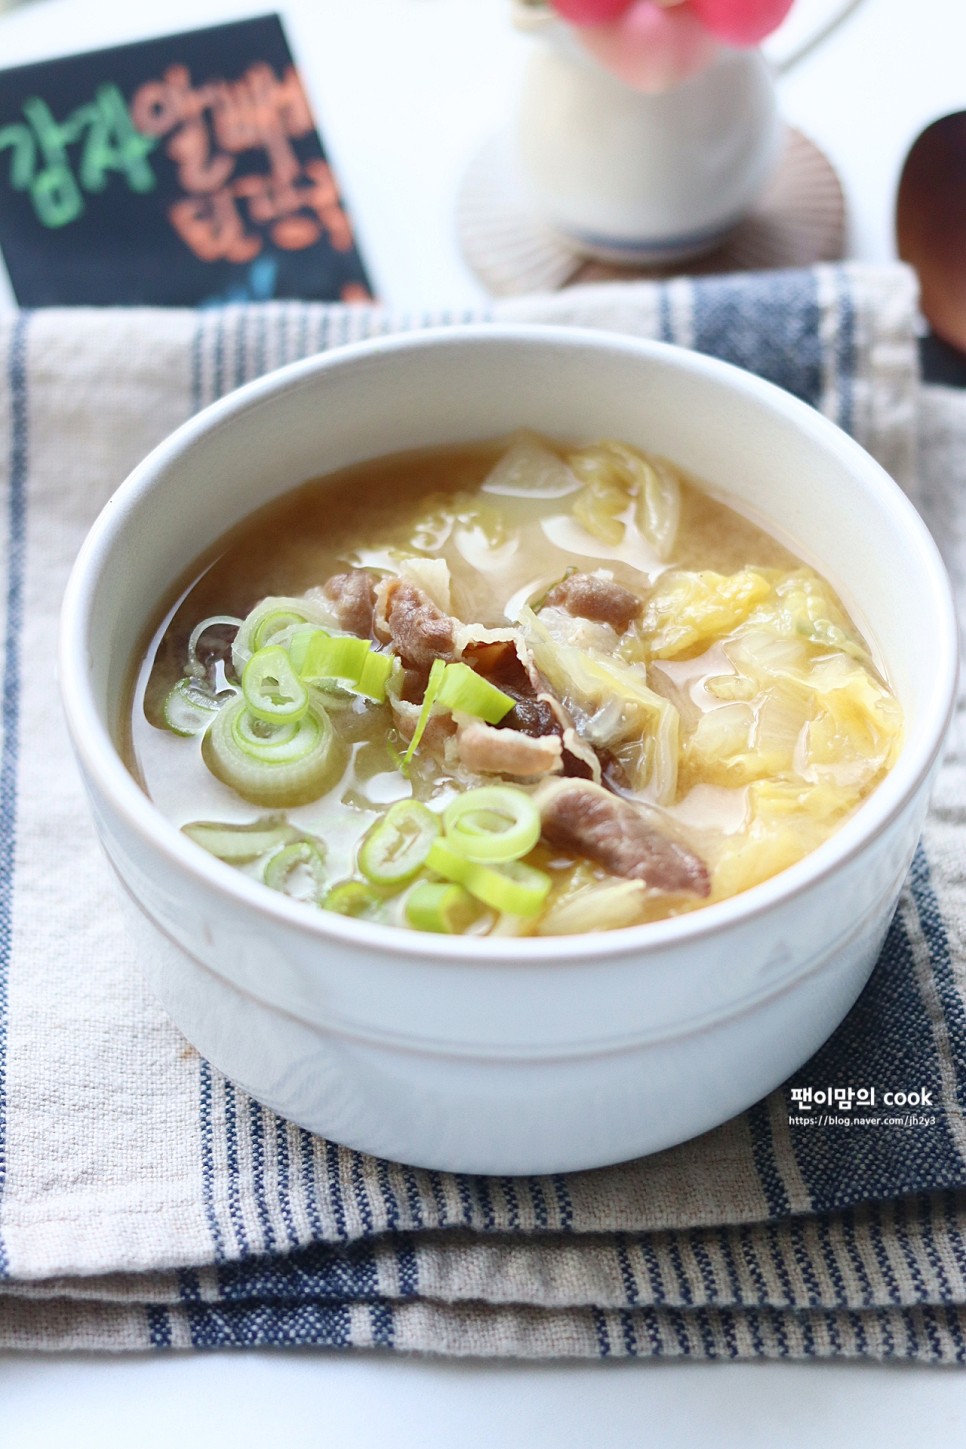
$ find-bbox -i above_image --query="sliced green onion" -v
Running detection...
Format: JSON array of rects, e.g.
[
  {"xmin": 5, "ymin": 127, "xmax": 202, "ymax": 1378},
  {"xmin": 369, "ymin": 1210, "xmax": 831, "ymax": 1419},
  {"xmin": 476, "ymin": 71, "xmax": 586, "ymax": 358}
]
[
  {"xmin": 204, "ymin": 698, "xmax": 342, "ymax": 807},
  {"xmin": 403, "ymin": 656, "xmax": 447, "ymax": 764},
  {"xmin": 426, "ymin": 838, "xmax": 551, "ymax": 917},
  {"xmin": 182, "ymin": 816, "xmax": 296, "ymax": 862},
  {"xmin": 186, "ymin": 614, "xmax": 243, "ymax": 679},
  {"xmin": 264, "ymin": 840, "xmax": 327, "ymax": 902},
  {"xmin": 322, "ymin": 880, "xmax": 383, "ymax": 918},
  {"xmin": 299, "ymin": 632, "xmax": 394, "ymax": 702},
  {"xmin": 163, "ymin": 677, "xmax": 225, "ymax": 736},
  {"xmin": 232, "ymin": 595, "xmax": 334, "ymax": 673},
  {"xmin": 435, "ymin": 661, "xmax": 515, "ymax": 724},
  {"xmin": 287, "ymin": 625, "xmax": 325, "ymax": 675},
  {"xmin": 253, "ymin": 608, "xmax": 314, "ymax": 651},
  {"xmin": 358, "ymin": 799, "xmax": 441, "ymax": 886},
  {"xmin": 405, "ymin": 881, "xmax": 480, "ymax": 934},
  {"xmin": 442, "ymin": 785, "xmax": 540, "ymax": 864},
  {"xmin": 358, "ymin": 650, "xmax": 395, "ymax": 701},
  {"xmin": 231, "ymin": 708, "xmax": 302, "ymax": 758},
  {"xmin": 402, "ymin": 660, "xmax": 516, "ymax": 765},
  {"xmin": 242, "ymin": 646, "xmax": 309, "ymax": 723},
  {"xmin": 300, "ymin": 631, "xmax": 366, "ymax": 680}
]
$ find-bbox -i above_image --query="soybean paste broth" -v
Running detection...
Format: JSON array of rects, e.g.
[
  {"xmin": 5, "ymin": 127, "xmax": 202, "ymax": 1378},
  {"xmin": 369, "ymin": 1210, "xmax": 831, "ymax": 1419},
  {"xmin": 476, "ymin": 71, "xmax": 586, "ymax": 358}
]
[{"xmin": 128, "ymin": 434, "xmax": 902, "ymax": 936}]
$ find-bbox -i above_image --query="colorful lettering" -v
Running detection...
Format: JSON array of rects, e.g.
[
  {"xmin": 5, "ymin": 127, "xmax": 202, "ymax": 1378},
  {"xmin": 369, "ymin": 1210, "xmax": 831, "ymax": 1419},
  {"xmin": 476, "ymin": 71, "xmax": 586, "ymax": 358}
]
[
  {"xmin": 0, "ymin": 86, "xmax": 156, "ymax": 229},
  {"xmin": 129, "ymin": 60, "xmax": 365, "ymax": 280}
]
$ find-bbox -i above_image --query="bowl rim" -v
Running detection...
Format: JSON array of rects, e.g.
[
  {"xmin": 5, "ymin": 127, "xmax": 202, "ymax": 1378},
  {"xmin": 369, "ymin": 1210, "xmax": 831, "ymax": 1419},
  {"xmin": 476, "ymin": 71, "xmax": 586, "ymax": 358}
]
[{"xmin": 59, "ymin": 323, "xmax": 960, "ymax": 968}]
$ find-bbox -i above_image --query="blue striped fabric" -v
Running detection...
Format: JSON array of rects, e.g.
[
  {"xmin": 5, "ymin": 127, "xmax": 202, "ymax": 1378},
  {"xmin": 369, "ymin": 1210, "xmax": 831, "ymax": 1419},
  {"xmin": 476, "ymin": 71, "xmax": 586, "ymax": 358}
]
[
  {"xmin": 0, "ymin": 312, "xmax": 28, "ymax": 1281},
  {"xmin": 166, "ymin": 1189, "xmax": 966, "ymax": 1311},
  {"xmin": 135, "ymin": 1187, "xmax": 966, "ymax": 1360},
  {"xmin": 2, "ymin": 265, "xmax": 964, "ymax": 1360}
]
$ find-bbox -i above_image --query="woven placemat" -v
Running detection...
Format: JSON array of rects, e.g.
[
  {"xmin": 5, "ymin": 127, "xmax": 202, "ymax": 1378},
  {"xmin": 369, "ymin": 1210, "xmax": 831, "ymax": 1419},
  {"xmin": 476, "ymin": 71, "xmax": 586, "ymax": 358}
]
[{"xmin": 458, "ymin": 126, "xmax": 845, "ymax": 297}]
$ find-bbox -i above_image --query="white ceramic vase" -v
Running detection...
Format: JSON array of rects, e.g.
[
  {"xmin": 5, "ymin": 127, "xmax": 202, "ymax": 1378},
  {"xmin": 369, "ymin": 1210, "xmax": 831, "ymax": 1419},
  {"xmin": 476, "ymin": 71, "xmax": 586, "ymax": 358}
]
[{"xmin": 514, "ymin": 8, "xmax": 782, "ymax": 264}]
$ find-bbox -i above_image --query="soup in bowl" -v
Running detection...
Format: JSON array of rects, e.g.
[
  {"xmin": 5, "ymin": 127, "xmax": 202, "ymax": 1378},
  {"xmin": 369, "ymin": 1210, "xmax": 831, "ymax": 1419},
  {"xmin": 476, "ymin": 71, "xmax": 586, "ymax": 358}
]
[{"xmin": 59, "ymin": 327, "xmax": 956, "ymax": 1174}]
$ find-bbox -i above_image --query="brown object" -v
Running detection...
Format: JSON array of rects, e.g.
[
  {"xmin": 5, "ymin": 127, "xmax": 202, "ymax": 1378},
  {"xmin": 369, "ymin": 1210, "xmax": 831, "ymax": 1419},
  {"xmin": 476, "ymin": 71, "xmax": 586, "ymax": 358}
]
[
  {"xmin": 534, "ymin": 778, "xmax": 711, "ymax": 895},
  {"xmin": 322, "ymin": 569, "xmax": 377, "ymax": 638},
  {"xmin": 456, "ymin": 719, "xmax": 563, "ymax": 778},
  {"xmin": 897, "ymin": 112, "xmax": 966, "ymax": 353},
  {"xmin": 374, "ymin": 577, "xmax": 458, "ymax": 670},
  {"xmin": 458, "ymin": 126, "xmax": 845, "ymax": 297},
  {"xmin": 544, "ymin": 572, "xmax": 642, "ymax": 631}
]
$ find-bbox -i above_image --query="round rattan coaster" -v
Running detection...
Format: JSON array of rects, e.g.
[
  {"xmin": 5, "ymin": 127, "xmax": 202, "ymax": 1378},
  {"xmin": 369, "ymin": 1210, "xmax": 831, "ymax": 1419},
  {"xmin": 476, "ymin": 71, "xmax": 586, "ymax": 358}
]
[{"xmin": 457, "ymin": 126, "xmax": 845, "ymax": 297}]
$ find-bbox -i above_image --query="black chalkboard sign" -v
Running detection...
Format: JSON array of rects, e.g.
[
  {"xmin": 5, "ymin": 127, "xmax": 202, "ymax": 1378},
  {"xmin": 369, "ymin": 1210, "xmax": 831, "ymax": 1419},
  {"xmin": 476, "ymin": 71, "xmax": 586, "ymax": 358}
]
[{"xmin": 0, "ymin": 14, "xmax": 374, "ymax": 306}]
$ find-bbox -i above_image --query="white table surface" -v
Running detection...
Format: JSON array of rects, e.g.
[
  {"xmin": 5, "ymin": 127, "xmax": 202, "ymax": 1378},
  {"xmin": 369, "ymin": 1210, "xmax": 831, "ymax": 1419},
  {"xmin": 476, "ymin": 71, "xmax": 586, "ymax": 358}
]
[{"xmin": 2, "ymin": 0, "xmax": 966, "ymax": 1441}]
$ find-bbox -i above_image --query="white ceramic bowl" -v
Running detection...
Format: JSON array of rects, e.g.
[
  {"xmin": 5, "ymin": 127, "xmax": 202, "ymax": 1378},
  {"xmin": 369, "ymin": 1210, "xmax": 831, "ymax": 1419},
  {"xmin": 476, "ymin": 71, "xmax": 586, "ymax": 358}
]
[{"xmin": 59, "ymin": 327, "xmax": 957, "ymax": 1175}]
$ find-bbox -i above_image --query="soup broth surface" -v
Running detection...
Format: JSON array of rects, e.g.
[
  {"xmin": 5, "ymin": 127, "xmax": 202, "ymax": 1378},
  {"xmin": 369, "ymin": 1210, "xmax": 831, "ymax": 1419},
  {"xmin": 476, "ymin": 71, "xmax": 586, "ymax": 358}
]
[{"xmin": 129, "ymin": 434, "xmax": 902, "ymax": 937}]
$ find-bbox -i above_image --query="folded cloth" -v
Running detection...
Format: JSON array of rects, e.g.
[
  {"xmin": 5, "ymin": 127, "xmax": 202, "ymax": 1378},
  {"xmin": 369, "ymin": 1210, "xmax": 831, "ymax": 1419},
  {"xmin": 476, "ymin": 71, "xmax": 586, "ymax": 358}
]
[{"xmin": 2, "ymin": 263, "xmax": 965, "ymax": 1361}]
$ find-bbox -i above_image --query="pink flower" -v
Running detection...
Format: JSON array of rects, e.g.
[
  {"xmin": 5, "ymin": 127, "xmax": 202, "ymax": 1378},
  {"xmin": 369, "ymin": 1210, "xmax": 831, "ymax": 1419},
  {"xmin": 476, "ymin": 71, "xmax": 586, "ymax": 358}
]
[
  {"xmin": 548, "ymin": 0, "xmax": 795, "ymax": 92},
  {"xmin": 688, "ymin": 0, "xmax": 795, "ymax": 46},
  {"xmin": 551, "ymin": 0, "xmax": 638, "ymax": 19}
]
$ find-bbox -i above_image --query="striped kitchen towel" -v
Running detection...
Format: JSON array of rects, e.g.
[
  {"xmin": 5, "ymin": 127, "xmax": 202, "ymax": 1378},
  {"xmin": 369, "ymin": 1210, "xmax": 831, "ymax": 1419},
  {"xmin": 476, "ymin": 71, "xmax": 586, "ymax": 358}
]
[{"xmin": 2, "ymin": 263, "xmax": 966, "ymax": 1361}]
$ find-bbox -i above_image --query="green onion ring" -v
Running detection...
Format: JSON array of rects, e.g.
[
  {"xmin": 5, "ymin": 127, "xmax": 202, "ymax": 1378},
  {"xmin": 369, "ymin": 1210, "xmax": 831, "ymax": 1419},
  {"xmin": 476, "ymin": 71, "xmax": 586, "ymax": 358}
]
[
  {"xmin": 181, "ymin": 817, "xmax": 296, "ymax": 862},
  {"xmin": 404, "ymin": 880, "xmax": 480, "ymax": 934},
  {"xmin": 242, "ymin": 645, "xmax": 309, "ymax": 724},
  {"xmin": 322, "ymin": 881, "xmax": 383, "ymax": 918},
  {"xmin": 231, "ymin": 708, "xmax": 304, "ymax": 759},
  {"xmin": 204, "ymin": 698, "xmax": 342, "ymax": 807},
  {"xmin": 435, "ymin": 661, "xmax": 515, "ymax": 724},
  {"xmin": 232, "ymin": 595, "xmax": 334, "ymax": 674},
  {"xmin": 186, "ymin": 614, "xmax": 243, "ymax": 680},
  {"xmin": 286, "ymin": 625, "xmax": 326, "ymax": 675},
  {"xmin": 163, "ymin": 677, "xmax": 224, "ymax": 736},
  {"xmin": 253, "ymin": 608, "xmax": 314, "ymax": 652},
  {"xmin": 357, "ymin": 800, "xmax": 441, "ymax": 886},
  {"xmin": 426, "ymin": 838, "xmax": 551, "ymax": 917},
  {"xmin": 264, "ymin": 840, "xmax": 327, "ymax": 902},
  {"xmin": 299, "ymin": 632, "xmax": 395, "ymax": 703},
  {"xmin": 442, "ymin": 785, "xmax": 541, "ymax": 863},
  {"xmin": 229, "ymin": 706, "xmax": 320, "ymax": 765}
]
